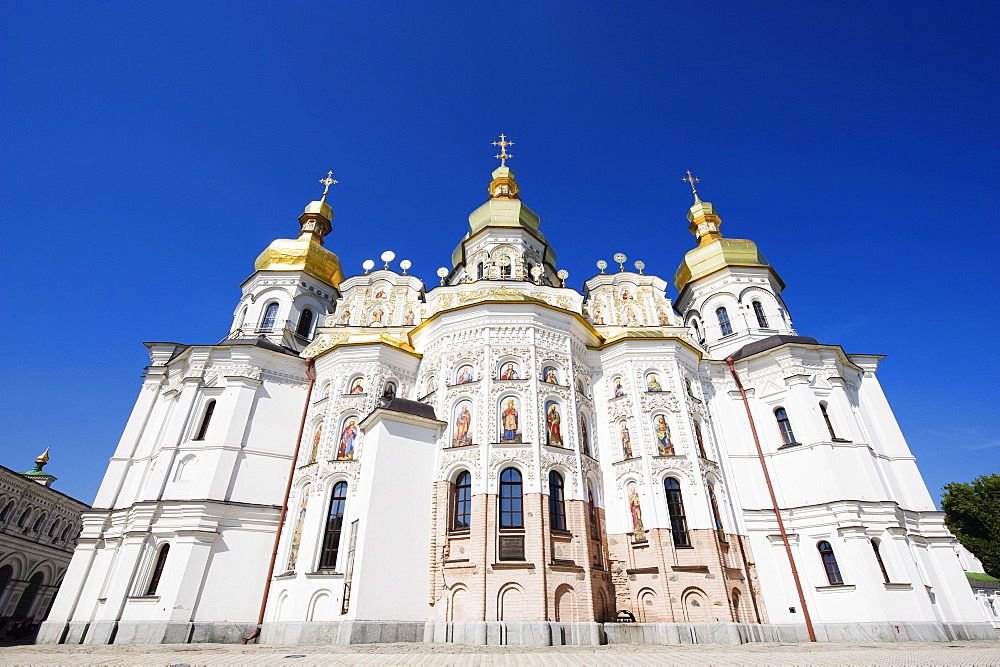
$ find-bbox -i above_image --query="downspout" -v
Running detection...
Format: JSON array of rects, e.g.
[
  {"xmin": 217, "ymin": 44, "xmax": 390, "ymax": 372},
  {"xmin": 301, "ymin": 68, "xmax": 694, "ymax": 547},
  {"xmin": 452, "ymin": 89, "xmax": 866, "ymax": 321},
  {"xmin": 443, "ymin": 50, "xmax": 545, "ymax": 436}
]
[
  {"xmin": 725, "ymin": 356, "xmax": 816, "ymax": 642},
  {"xmin": 243, "ymin": 356, "xmax": 315, "ymax": 644}
]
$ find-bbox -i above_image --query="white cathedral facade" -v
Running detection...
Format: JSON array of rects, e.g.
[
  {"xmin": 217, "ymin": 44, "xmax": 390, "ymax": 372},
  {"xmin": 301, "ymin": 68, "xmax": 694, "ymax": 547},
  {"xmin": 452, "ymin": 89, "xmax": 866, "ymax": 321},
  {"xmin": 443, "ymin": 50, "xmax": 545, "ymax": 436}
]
[{"xmin": 38, "ymin": 149, "xmax": 992, "ymax": 645}]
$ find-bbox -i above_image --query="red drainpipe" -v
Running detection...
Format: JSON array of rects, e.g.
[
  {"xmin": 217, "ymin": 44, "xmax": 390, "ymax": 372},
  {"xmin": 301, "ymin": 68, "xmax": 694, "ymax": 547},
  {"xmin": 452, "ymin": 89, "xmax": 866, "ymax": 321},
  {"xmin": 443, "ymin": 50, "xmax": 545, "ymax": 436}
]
[
  {"xmin": 726, "ymin": 356, "xmax": 817, "ymax": 642},
  {"xmin": 243, "ymin": 357, "xmax": 315, "ymax": 644}
]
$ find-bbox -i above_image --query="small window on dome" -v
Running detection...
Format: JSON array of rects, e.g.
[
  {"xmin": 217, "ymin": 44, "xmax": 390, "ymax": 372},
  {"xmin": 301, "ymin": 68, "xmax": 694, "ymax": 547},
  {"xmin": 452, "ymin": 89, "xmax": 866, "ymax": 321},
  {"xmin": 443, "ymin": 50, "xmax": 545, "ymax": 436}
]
[
  {"xmin": 296, "ymin": 308, "xmax": 314, "ymax": 338},
  {"xmin": 261, "ymin": 302, "xmax": 279, "ymax": 330},
  {"xmin": 716, "ymin": 307, "xmax": 733, "ymax": 336},
  {"xmin": 752, "ymin": 301, "xmax": 769, "ymax": 328}
]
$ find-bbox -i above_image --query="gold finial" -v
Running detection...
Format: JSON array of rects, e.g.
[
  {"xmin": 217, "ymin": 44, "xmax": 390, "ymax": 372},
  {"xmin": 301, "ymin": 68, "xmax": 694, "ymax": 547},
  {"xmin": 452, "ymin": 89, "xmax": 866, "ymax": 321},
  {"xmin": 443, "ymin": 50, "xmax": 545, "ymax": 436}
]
[
  {"xmin": 36, "ymin": 447, "xmax": 50, "ymax": 464},
  {"xmin": 318, "ymin": 170, "xmax": 338, "ymax": 202},
  {"xmin": 682, "ymin": 170, "xmax": 701, "ymax": 201},
  {"xmin": 492, "ymin": 133, "xmax": 514, "ymax": 166}
]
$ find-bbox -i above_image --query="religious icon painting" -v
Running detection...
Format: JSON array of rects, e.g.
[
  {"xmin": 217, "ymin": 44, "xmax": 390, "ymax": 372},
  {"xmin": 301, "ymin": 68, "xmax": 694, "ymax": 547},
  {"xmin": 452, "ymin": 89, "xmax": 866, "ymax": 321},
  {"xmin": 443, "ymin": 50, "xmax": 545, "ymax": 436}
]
[
  {"xmin": 613, "ymin": 377, "xmax": 626, "ymax": 398},
  {"xmin": 349, "ymin": 377, "xmax": 365, "ymax": 394},
  {"xmin": 286, "ymin": 483, "xmax": 310, "ymax": 571},
  {"xmin": 626, "ymin": 481, "xmax": 646, "ymax": 543},
  {"xmin": 370, "ymin": 306, "xmax": 385, "ymax": 326},
  {"xmin": 580, "ymin": 416, "xmax": 591, "ymax": 457},
  {"xmin": 308, "ymin": 423, "xmax": 323, "ymax": 463},
  {"xmin": 652, "ymin": 414, "xmax": 674, "ymax": 456},
  {"xmin": 336, "ymin": 416, "xmax": 359, "ymax": 460},
  {"xmin": 339, "ymin": 307, "xmax": 352, "ymax": 325},
  {"xmin": 646, "ymin": 373, "xmax": 662, "ymax": 392},
  {"xmin": 619, "ymin": 419, "xmax": 633, "ymax": 459},
  {"xmin": 499, "ymin": 397, "xmax": 522, "ymax": 443},
  {"xmin": 455, "ymin": 365, "xmax": 474, "ymax": 385},
  {"xmin": 382, "ymin": 381, "xmax": 397, "ymax": 399},
  {"xmin": 542, "ymin": 366, "xmax": 559, "ymax": 384},
  {"xmin": 545, "ymin": 400, "xmax": 563, "ymax": 447},
  {"xmin": 404, "ymin": 307, "xmax": 416, "ymax": 326},
  {"xmin": 658, "ymin": 309, "xmax": 670, "ymax": 325},
  {"xmin": 452, "ymin": 400, "xmax": 473, "ymax": 447},
  {"xmin": 425, "ymin": 376, "xmax": 437, "ymax": 396},
  {"xmin": 499, "ymin": 360, "xmax": 520, "ymax": 380}
]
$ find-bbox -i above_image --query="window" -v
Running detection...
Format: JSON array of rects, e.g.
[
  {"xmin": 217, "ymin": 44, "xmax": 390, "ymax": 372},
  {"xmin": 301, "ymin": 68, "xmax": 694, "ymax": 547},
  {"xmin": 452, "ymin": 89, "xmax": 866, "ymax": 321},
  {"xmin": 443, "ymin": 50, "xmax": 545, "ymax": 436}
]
[
  {"xmin": 708, "ymin": 484, "xmax": 727, "ymax": 542},
  {"xmin": 261, "ymin": 302, "xmax": 279, "ymax": 330},
  {"xmin": 476, "ymin": 262, "xmax": 484, "ymax": 280},
  {"xmin": 820, "ymin": 402, "xmax": 837, "ymax": 440},
  {"xmin": 716, "ymin": 307, "xmax": 733, "ymax": 336},
  {"xmin": 549, "ymin": 471, "xmax": 566, "ymax": 531},
  {"xmin": 296, "ymin": 308, "xmax": 314, "ymax": 338},
  {"xmin": 817, "ymin": 540, "xmax": 844, "ymax": 585},
  {"xmin": 692, "ymin": 320, "xmax": 702, "ymax": 341},
  {"xmin": 752, "ymin": 300, "xmax": 769, "ymax": 328},
  {"xmin": 194, "ymin": 400, "xmax": 216, "ymax": 441},
  {"xmin": 146, "ymin": 543, "xmax": 170, "ymax": 595},
  {"xmin": 17, "ymin": 509, "xmax": 29, "ymax": 529},
  {"xmin": 694, "ymin": 421, "xmax": 708, "ymax": 459},
  {"xmin": 663, "ymin": 478, "xmax": 690, "ymax": 547},
  {"xmin": 0, "ymin": 501, "xmax": 13, "ymax": 522},
  {"xmin": 871, "ymin": 538, "xmax": 890, "ymax": 584},
  {"xmin": 319, "ymin": 482, "xmax": 348, "ymax": 569},
  {"xmin": 32, "ymin": 513, "xmax": 46, "ymax": 533},
  {"xmin": 49, "ymin": 519, "xmax": 61, "ymax": 538},
  {"xmin": 500, "ymin": 259, "xmax": 511, "ymax": 278},
  {"xmin": 499, "ymin": 468, "xmax": 523, "ymax": 529},
  {"xmin": 775, "ymin": 408, "xmax": 796, "ymax": 445},
  {"xmin": 452, "ymin": 471, "xmax": 471, "ymax": 531},
  {"xmin": 685, "ymin": 378, "xmax": 694, "ymax": 397},
  {"xmin": 587, "ymin": 481, "xmax": 600, "ymax": 540}
]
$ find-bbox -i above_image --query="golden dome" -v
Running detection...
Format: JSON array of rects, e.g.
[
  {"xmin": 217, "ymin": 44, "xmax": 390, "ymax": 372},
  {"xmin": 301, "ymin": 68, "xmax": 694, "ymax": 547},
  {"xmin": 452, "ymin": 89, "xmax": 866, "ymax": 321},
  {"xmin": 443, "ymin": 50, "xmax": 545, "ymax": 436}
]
[
  {"xmin": 673, "ymin": 198, "xmax": 781, "ymax": 292},
  {"xmin": 254, "ymin": 234, "xmax": 344, "ymax": 288}
]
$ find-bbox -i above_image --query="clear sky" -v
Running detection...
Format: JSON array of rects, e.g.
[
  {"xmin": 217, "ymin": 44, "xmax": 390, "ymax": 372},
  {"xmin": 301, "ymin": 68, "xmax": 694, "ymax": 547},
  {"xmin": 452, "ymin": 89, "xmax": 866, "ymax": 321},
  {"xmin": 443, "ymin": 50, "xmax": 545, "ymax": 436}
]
[{"xmin": 1, "ymin": 1, "xmax": 997, "ymax": 506}]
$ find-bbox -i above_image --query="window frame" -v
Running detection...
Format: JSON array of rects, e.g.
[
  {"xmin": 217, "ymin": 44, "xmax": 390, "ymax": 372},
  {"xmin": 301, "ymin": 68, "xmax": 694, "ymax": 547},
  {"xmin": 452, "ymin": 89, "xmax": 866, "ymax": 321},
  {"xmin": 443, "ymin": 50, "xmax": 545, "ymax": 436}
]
[
  {"xmin": 451, "ymin": 471, "xmax": 472, "ymax": 532},
  {"xmin": 548, "ymin": 470, "xmax": 567, "ymax": 532},
  {"xmin": 145, "ymin": 543, "xmax": 170, "ymax": 596},
  {"xmin": 296, "ymin": 308, "xmax": 315, "ymax": 338},
  {"xmin": 663, "ymin": 477, "xmax": 691, "ymax": 547},
  {"xmin": 499, "ymin": 468, "xmax": 523, "ymax": 530},
  {"xmin": 193, "ymin": 400, "xmax": 216, "ymax": 441},
  {"xmin": 820, "ymin": 402, "xmax": 837, "ymax": 440},
  {"xmin": 774, "ymin": 407, "xmax": 797, "ymax": 445},
  {"xmin": 319, "ymin": 481, "xmax": 349, "ymax": 570},
  {"xmin": 260, "ymin": 302, "xmax": 280, "ymax": 330},
  {"xmin": 716, "ymin": 307, "xmax": 733, "ymax": 336},
  {"xmin": 752, "ymin": 300, "xmax": 769, "ymax": 328},
  {"xmin": 817, "ymin": 540, "xmax": 844, "ymax": 585}
]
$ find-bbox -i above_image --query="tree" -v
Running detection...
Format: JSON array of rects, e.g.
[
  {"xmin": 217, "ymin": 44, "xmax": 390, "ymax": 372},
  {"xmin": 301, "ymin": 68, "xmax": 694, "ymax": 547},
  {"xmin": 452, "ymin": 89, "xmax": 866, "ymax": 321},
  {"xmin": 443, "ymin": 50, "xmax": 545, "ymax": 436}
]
[{"xmin": 942, "ymin": 474, "xmax": 1000, "ymax": 579}]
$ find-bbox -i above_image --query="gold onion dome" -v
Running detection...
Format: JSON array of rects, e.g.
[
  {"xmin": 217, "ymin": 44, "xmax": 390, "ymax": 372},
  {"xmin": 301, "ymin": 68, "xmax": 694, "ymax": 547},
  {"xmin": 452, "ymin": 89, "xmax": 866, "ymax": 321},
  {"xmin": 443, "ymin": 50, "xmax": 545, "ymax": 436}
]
[
  {"xmin": 253, "ymin": 177, "xmax": 345, "ymax": 288},
  {"xmin": 673, "ymin": 192, "xmax": 779, "ymax": 293}
]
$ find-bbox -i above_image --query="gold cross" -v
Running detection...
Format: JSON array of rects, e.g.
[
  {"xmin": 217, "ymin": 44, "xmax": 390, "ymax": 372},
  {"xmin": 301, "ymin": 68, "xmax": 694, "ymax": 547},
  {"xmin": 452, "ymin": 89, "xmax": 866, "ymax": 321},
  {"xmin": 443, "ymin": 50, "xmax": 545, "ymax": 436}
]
[
  {"xmin": 492, "ymin": 133, "xmax": 514, "ymax": 165},
  {"xmin": 682, "ymin": 169, "xmax": 700, "ymax": 196},
  {"xmin": 318, "ymin": 170, "xmax": 338, "ymax": 201}
]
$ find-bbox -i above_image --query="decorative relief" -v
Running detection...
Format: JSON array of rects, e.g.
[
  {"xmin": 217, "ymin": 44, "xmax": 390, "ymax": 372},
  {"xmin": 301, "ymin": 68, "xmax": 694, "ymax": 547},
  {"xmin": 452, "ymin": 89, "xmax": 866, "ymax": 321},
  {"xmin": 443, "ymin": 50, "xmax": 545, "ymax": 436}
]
[
  {"xmin": 649, "ymin": 455, "xmax": 696, "ymax": 484},
  {"xmin": 607, "ymin": 397, "xmax": 634, "ymax": 422},
  {"xmin": 612, "ymin": 457, "xmax": 645, "ymax": 489},
  {"xmin": 439, "ymin": 446, "xmax": 482, "ymax": 480},
  {"xmin": 539, "ymin": 449, "xmax": 579, "ymax": 494},
  {"xmin": 488, "ymin": 447, "xmax": 536, "ymax": 484},
  {"xmin": 699, "ymin": 457, "xmax": 722, "ymax": 482},
  {"xmin": 639, "ymin": 391, "xmax": 680, "ymax": 413}
]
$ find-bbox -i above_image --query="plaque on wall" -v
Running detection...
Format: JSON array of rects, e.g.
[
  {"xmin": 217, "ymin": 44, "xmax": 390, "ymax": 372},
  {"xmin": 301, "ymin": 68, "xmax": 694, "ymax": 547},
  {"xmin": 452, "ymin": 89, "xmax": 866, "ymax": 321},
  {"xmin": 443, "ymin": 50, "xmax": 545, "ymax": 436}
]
[{"xmin": 498, "ymin": 535, "xmax": 525, "ymax": 561}]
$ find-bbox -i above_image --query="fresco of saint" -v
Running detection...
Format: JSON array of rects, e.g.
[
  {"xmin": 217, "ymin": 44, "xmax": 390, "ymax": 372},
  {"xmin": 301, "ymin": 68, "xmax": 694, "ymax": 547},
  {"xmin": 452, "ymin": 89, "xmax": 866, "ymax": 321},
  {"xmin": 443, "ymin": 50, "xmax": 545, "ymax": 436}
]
[
  {"xmin": 627, "ymin": 481, "xmax": 646, "ymax": 543},
  {"xmin": 500, "ymin": 361, "xmax": 519, "ymax": 380},
  {"xmin": 339, "ymin": 307, "xmax": 351, "ymax": 324},
  {"xmin": 501, "ymin": 398, "xmax": 520, "ymax": 443},
  {"xmin": 286, "ymin": 483, "xmax": 310, "ymax": 571},
  {"xmin": 580, "ymin": 417, "xmax": 590, "ymax": 457},
  {"xmin": 370, "ymin": 307, "xmax": 384, "ymax": 326},
  {"xmin": 621, "ymin": 289, "xmax": 632, "ymax": 300},
  {"xmin": 349, "ymin": 378, "xmax": 365, "ymax": 394},
  {"xmin": 653, "ymin": 414, "xmax": 674, "ymax": 456},
  {"xmin": 543, "ymin": 366, "xmax": 558, "ymax": 384},
  {"xmin": 646, "ymin": 373, "xmax": 662, "ymax": 392},
  {"xmin": 374, "ymin": 288, "xmax": 386, "ymax": 299},
  {"xmin": 382, "ymin": 381, "xmax": 396, "ymax": 399},
  {"xmin": 613, "ymin": 377, "xmax": 625, "ymax": 397},
  {"xmin": 625, "ymin": 307, "xmax": 637, "ymax": 326},
  {"xmin": 453, "ymin": 402, "xmax": 473, "ymax": 446},
  {"xmin": 620, "ymin": 421, "xmax": 633, "ymax": 459},
  {"xmin": 456, "ymin": 365, "xmax": 474, "ymax": 384},
  {"xmin": 337, "ymin": 417, "xmax": 358, "ymax": 460},
  {"xmin": 308, "ymin": 423, "xmax": 322, "ymax": 463},
  {"xmin": 546, "ymin": 401, "xmax": 563, "ymax": 447},
  {"xmin": 425, "ymin": 376, "xmax": 436, "ymax": 395},
  {"xmin": 658, "ymin": 310, "xmax": 670, "ymax": 325},
  {"xmin": 405, "ymin": 308, "xmax": 415, "ymax": 326},
  {"xmin": 592, "ymin": 307, "xmax": 604, "ymax": 325}
]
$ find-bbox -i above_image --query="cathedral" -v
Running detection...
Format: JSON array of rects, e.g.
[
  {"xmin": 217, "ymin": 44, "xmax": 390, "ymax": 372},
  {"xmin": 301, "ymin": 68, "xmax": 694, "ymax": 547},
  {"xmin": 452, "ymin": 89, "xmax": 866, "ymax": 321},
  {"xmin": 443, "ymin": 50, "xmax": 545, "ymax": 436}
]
[{"xmin": 38, "ymin": 139, "xmax": 992, "ymax": 646}]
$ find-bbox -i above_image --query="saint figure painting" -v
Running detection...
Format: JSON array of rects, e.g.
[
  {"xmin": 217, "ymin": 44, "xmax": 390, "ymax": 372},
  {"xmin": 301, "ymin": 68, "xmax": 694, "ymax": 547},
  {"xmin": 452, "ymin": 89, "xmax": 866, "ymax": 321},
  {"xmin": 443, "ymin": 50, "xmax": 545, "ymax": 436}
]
[
  {"xmin": 580, "ymin": 417, "xmax": 590, "ymax": 457},
  {"xmin": 337, "ymin": 417, "xmax": 358, "ymax": 460},
  {"xmin": 646, "ymin": 373, "xmax": 662, "ymax": 392},
  {"xmin": 627, "ymin": 481, "xmax": 646, "ymax": 543},
  {"xmin": 620, "ymin": 421, "xmax": 633, "ymax": 459},
  {"xmin": 613, "ymin": 377, "xmax": 625, "ymax": 397},
  {"xmin": 500, "ymin": 361, "xmax": 519, "ymax": 380},
  {"xmin": 308, "ymin": 423, "xmax": 323, "ymax": 463},
  {"xmin": 453, "ymin": 401, "xmax": 473, "ymax": 446},
  {"xmin": 543, "ymin": 366, "xmax": 558, "ymax": 384},
  {"xmin": 653, "ymin": 414, "xmax": 674, "ymax": 456},
  {"xmin": 500, "ymin": 398, "xmax": 520, "ymax": 443},
  {"xmin": 456, "ymin": 365, "xmax": 474, "ymax": 385},
  {"xmin": 286, "ymin": 483, "xmax": 310, "ymax": 571},
  {"xmin": 545, "ymin": 400, "xmax": 563, "ymax": 447}
]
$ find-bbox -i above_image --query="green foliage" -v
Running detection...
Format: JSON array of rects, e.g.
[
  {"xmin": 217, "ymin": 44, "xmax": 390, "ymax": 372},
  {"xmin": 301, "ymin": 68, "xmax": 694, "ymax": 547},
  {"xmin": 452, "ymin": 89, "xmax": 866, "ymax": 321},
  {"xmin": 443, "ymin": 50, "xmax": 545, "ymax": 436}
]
[{"xmin": 942, "ymin": 474, "xmax": 1000, "ymax": 579}]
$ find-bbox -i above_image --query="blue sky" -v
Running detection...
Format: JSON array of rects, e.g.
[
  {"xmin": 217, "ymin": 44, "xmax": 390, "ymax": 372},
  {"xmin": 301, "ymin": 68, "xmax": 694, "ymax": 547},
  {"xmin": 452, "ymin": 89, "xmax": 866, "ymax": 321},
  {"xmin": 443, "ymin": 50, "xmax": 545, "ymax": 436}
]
[{"xmin": 1, "ymin": 1, "xmax": 997, "ymax": 505}]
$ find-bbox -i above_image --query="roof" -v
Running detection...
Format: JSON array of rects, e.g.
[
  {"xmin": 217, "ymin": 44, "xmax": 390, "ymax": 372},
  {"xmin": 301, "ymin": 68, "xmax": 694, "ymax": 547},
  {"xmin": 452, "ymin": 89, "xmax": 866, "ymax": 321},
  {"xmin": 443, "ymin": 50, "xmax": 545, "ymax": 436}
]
[
  {"xmin": 0, "ymin": 464, "xmax": 90, "ymax": 508},
  {"xmin": 215, "ymin": 335, "xmax": 300, "ymax": 356},
  {"xmin": 379, "ymin": 397, "xmax": 437, "ymax": 421},
  {"xmin": 727, "ymin": 335, "xmax": 820, "ymax": 362}
]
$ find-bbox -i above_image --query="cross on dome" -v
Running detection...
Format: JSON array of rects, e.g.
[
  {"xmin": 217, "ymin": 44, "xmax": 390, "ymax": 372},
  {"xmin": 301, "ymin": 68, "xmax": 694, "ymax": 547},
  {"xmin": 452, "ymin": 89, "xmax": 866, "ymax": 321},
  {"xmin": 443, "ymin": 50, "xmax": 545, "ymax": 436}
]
[
  {"xmin": 492, "ymin": 133, "xmax": 514, "ymax": 166},
  {"xmin": 682, "ymin": 170, "xmax": 701, "ymax": 201},
  {"xmin": 318, "ymin": 170, "xmax": 338, "ymax": 202}
]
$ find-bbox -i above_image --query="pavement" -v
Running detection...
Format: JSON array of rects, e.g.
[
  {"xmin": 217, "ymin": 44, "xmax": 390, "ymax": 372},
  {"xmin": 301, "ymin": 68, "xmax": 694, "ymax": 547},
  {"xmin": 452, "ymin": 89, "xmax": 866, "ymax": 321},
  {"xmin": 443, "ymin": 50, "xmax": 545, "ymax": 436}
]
[{"xmin": 1, "ymin": 641, "xmax": 999, "ymax": 666}]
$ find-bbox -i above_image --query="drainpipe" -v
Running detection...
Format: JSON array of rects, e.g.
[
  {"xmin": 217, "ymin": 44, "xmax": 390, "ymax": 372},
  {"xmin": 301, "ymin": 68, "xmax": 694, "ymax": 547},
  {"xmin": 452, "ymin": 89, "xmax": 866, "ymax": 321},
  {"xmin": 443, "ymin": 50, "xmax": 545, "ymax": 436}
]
[
  {"xmin": 725, "ymin": 356, "xmax": 816, "ymax": 642},
  {"xmin": 243, "ymin": 357, "xmax": 315, "ymax": 644}
]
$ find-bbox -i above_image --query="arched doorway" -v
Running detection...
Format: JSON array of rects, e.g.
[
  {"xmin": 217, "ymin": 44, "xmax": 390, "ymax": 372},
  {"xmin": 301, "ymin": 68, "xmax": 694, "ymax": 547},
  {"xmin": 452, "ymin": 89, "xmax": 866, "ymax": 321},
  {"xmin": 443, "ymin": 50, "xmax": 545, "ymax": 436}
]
[
  {"xmin": 554, "ymin": 584, "xmax": 576, "ymax": 622},
  {"xmin": 13, "ymin": 572, "xmax": 43, "ymax": 619},
  {"xmin": 0, "ymin": 564, "xmax": 13, "ymax": 601}
]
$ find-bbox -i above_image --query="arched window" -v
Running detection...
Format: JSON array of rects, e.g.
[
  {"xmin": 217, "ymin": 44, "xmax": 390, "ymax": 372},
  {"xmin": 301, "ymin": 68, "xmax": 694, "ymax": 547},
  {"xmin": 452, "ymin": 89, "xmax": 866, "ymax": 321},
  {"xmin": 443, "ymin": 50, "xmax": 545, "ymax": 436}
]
[
  {"xmin": 146, "ymin": 543, "xmax": 170, "ymax": 596},
  {"xmin": 49, "ymin": 518, "xmax": 61, "ymax": 538},
  {"xmin": 692, "ymin": 320, "xmax": 702, "ymax": 341},
  {"xmin": 548, "ymin": 471, "xmax": 566, "ymax": 531},
  {"xmin": 499, "ymin": 468, "xmax": 523, "ymax": 529},
  {"xmin": 817, "ymin": 540, "xmax": 844, "ymax": 585},
  {"xmin": 476, "ymin": 262, "xmax": 485, "ymax": 280},
  {"xmin": 587, "ymin": 481, "xmax": 600, "ymax": 540},
  {"xmin": 752, "ymin": 300, "xmax": 769, "ymax": 328},
  {"xmin": 32, "ymin": 513, "xmax": 46, "ymax": 533},
  {"xmin": 708, "ymin": 484, "xmax": 727, "ymax": 542},
  {"xmin": 17, "ymin": 508, "xmax": 30, "ymax": 529},
  {"xmin": 451, "ymin": 471, "xmax": 471, "ymax": 531},
  {"xmin": 663, "ymin": 478, "xmax": 690, "ymax": 547},
  {"xmin": 194, "ymin": 400, "xmax": 215, "ymax": 441},
  {"xmin": 731, "ymin": 589, "xmax": 742, "ymax": 622},
  {"xmin": 694, "ymin": 421, "xmax": 707, "ymax": 458},
  {"xmin": 261, "ymin": 302, "xmax": 280, "ymax": 330},
  {"xmin": 774, "ymin": 407, "xmax": 796, "ymax": 445},
  {"xmin": 871, "ymin": 538, "xmax": 890, "ymax": 584},
  {"xmin": 499, "ymin": 258, "xmax": 511, "ymax": 278},
  {"xmin": 238, "ymin": 306, "xmax": 248, "ymax": 329},
  {"xmin": 319, "ymin": 482, "xmax": 348, "ymax": 569},
  {"xmin": 820, "ymin": 402, "xmax": 837, "ymax": 440},
  {"xmin": 0, "ymin": 500, "xmax": 13, "ymax": 522},
  {"xmin": 296, "ymin": 308, "xmax": 314, "ymax": 338},
  {"xmin": 716, "ymin": 307, "xmax": 733, "ymax": 336}
]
